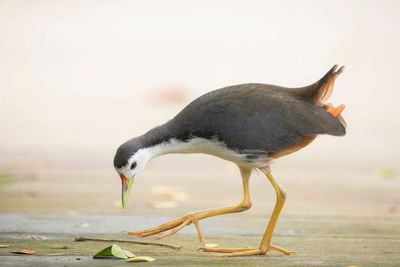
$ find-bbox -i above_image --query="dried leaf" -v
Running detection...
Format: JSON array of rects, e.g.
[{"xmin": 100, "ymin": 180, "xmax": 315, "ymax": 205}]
[
  {"xmin": 150, "ymin": 201, "xmax": 177, "ymax": 209},
  {"xmin": 127, "ymin": 256, "xmax": 156, "ymax": 262},
  {"xmin": 30, "ymin": 235, "xmax": 47, "ymax": 240},
  {"xmin": 25, "ymin": 191, "xmax": 39, "ymax": 198},
  {"xmin": 93, "ymin": 244, "xmax": 135, "ymax": 259},
  {"xmin": 205, "ymin": 243, "xmax": 219, "ymax": 248},
  {"xmin": 113, "ymin": 200, "xmax": 122, "ymax": 208},
  {"xmin": 388, "ymin": 205, "xmax": 398, "ymax": 214},
  {"xmin": 151, "ymin": 185, "xmax": 188, "ymax": 201},
  {"xmin": 0, "ymin": 174, "xmax": 11, "ymax": 185},
  {"xmin": 50, "ymin": 245, "xmax": 68, "ymax": 249},
  {"xmin": 12, "ymin": 249, "xmax": 36, "ymax": 255},
  {"xmin": 170, "ymin": 192, "xmax": 189, "ymax": 202},
  {"xmin": 376, "ymin": 167, "xmax": 396, "ymax": 179},
  {"xmin": 77, "ymin": 223, "xmax": 90, "ymax": 228},
  {"xmin": 148, "ymin": 86, "xmax": 187, "ymax": 104}
]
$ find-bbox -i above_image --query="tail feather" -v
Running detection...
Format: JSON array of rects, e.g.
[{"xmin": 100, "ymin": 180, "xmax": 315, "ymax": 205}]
[
  {"xmin": 293, "ymin": 65, "xmax": 345, "ymax": 105},
  {"xmin": 317, "ymin": 65, "xmax": 344, "ymax": 104},
  {"xmin": 290, "ymin": 64, "xmax": 347, "ymax": 129}
]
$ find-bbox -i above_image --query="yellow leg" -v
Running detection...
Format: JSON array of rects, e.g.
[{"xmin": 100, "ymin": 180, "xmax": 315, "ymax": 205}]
[
  {"xmin": 202, "ymin": 167, "xmax": 293, "ymax": 257},
  {"xmin": 128, "ymin": 167, "xmax": 252, "ymax": 244},
  {"xmin": 259, "ymin": 167, "xmax": 287, "ymax": 251}
]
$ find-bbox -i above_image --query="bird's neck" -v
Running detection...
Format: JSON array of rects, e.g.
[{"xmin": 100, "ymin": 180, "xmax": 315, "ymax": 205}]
[
  {"xmin": 138, "ymin": 123, "xmax": 213, "ymax": 160},
  {"xmin": 140, "ymin": 138, "xmax": 192, "ymax": 160},
  {"xmin": 138, "ymin": 123, "xmax": 181, "ymax": 159}
]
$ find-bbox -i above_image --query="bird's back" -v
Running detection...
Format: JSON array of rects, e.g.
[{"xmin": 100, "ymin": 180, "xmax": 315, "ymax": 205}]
[{"xmin": 165, "ymin": 66, "xmax": 346, "ymax": 158}]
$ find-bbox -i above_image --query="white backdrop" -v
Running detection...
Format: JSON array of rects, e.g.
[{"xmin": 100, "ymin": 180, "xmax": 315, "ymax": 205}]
[{"xmin": 0, "ymin": 0, "xmax": 399, "ymax": 166}]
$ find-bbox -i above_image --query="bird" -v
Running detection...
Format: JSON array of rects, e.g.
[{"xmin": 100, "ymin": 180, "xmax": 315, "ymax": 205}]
[{"xmin": 113, "ymin": 65, "xmax": 346, "ymax": 257}]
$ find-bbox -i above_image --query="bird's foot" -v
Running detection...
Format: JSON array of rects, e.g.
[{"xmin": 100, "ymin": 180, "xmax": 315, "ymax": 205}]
[
  {"xmin": 201, "ymin": 245, "xmax": 294, "ymax": 257},
  {"xmin": 128, "ymin": 212, "xmax": 205, "ymax": 243}
]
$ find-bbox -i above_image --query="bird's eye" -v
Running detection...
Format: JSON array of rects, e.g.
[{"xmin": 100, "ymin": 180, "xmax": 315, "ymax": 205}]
[{"xmin": 130, "ymin": 162, "xmax": 137, "ymax": 169}]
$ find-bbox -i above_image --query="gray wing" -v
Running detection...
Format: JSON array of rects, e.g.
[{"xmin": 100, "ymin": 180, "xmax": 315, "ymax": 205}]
[{"xmin": 167, "ymin": 84, "xmax": 346, "ymax": 155}]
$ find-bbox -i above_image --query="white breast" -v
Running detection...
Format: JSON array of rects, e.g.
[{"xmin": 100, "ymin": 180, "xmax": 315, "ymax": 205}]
[{"xmin": 143, "ymin": 137, "xmax": 269, "ymax": 168}]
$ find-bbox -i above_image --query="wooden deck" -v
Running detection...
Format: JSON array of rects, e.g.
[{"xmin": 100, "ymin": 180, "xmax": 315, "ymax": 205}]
[{"xmin": 0, "ymin": 156, "xmax": 399, "ymax": 266}]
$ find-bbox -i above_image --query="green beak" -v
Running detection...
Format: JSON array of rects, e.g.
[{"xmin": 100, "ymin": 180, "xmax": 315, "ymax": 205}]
[{"xmin": 120, "ymin": 174, "xmax": 134, "ymax": 208}]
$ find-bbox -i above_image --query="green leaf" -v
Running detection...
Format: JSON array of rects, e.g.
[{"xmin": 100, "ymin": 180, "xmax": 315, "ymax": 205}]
[
  {"xmin": 123, "ymin": 250, "xmax": 136, "ymax": 258},
  {"xmin": 127, "ymin": 256, "xmax": 156, "ymax": 262},
  {"xmin": 93, "ymin": 245, "xmax": 112, "ymax": 258},
  {"xmin": 0, "ymin": 174, "xmax": 11, "ymax": 188},
  {"xmin": 93, "ymin": 244, "xmax": 135, "ymax": 259}
]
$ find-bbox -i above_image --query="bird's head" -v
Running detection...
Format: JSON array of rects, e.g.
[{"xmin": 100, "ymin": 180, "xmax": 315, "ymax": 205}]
[{"xmin": 113, "ymin": 138, "xmax": 151, "ymax": 208}]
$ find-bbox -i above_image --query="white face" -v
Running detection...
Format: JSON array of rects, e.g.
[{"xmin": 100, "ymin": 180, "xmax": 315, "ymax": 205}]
[{"xmin": 115, "ymin": 148, "xmax": 151, "ymax": 179}]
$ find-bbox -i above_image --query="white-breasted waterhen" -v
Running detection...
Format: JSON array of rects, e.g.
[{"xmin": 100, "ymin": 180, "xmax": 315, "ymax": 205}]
[{"xmin": 113, "ymin": 65, "xmax": 346, "ymax": 257}]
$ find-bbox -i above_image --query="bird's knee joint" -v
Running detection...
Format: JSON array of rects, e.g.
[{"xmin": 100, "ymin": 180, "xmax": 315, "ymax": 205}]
[
  {"xmin": 278, "ymin": 187, "xmax": 287, "ymax": 201},
  {"xmin": 240, "ymin": 200, "xmax": 252, "ymax": 210},
  {"xmin": 183, "ymin": 213, "xmax": 200, "ymax": 224}
]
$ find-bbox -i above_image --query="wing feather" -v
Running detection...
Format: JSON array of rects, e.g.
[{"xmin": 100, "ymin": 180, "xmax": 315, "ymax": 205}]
[{"xmin": 168, "ymin": 83, "xmax": 345, "ymax": 155}]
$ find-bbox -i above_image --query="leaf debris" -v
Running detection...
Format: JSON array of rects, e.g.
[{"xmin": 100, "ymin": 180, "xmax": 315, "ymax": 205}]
[
  {"xmin": 127, "ymin": 256, "xmax": 156, "ymax": 262},
  {"xmin": 75, "ymin": 236, "xmax": 182, "ymax": 250},
  {"xmin": 93, "ymin": 244, "xmax": 134, "ymax": 259},
  {"xmin": 11, "ymin": 249, "xmax": 36, "ymax": 255}
]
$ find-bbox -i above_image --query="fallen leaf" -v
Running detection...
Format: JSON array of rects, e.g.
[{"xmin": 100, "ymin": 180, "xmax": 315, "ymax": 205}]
[
  {"xmin": 0, "ymin": 174, "xmax": 11, "ymax": 185},
  {"xmin": 147, "ymin": 86, "xmax": 187, "ymax": 104},
  {"xmin": 66, "ymin": 210, "xmax": 78, "ymax": 216},
  {"xmin": 127, "ymin": 256, "xmax": 156, "ymax": 262},
  {"xmin": 388, "ymin": 206, "xmax": 398, "ymax": 214},
  {"xmin": 151, "ymin": 185, "xmax": 188, "ymax": 201},
  {"xmin": 50, "ymin": 245, "xmax": 68, "ymax": 249},
  {"xmin": 150, "ymin": 200, "xmax": 177, "ymax": 209},
  {"xmin": 113, "ymin": 200, "xmax": 122, "ymax": 208},
  {"xmin": 59, "ymin": 246, "xmax": 68, "ymax": 249},
  {"xmin": 29, "ymin": 235, "xmax": 47, "ymax": 240},
  {"xmin": 205, "ymin": 243, "xmax": 219, "ymax": 248},
  {"xmin": 170, "ymin": 192, "xmax": 189, "ymax": 202},
  {"xmin": 0, "ymin": 244, "xmax": 10, "ymax": 248},
  {"xmin": 123, "ymin": 250, "xmax": 135, "ymax": 258},
  {"xmin": 93, "ymin": 244, "xmax": 135, "ymax": 259},
  {"xmin": 12, "ymin": 249, "xmax": 36, "ymax": 255},
  {"xmin": 376, "ymin": 167, "xmax": 397, "ymax": 179},
  {"xmin": 77, "ymin": 223, "xmax": 90, "ymax": 228},
  {"xmin": 25, "ymin": 191, "xmax": 39, "ymax": 198}
]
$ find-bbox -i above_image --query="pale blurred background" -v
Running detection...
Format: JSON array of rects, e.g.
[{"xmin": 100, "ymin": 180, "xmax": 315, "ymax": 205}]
[{"xmin": 0, "ymin": 0, "xmax": 399, "ymax": 219}]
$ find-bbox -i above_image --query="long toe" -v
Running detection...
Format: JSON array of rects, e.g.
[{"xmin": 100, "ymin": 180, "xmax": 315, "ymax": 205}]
[
  {"xmin": 202, "ymin": 245, "xmax": 294, "ymax": 257},
  {"xmin": 128, "ymin": 217, "xmax": 186, "ymax": 237},
  {"xmin": 212, "ymin": 248, "xmax": 265, "ymax": 257},
  {"xmin": 201, "ymin": 247, "xmax": 256, "ymax": 253},
  {"xmin": 270, "ymin": 245, "xmax": 295, "ymax": 255},
  {"xmin": 154, "ymin": 219, "xmax": 190, "ymax": 240}
]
